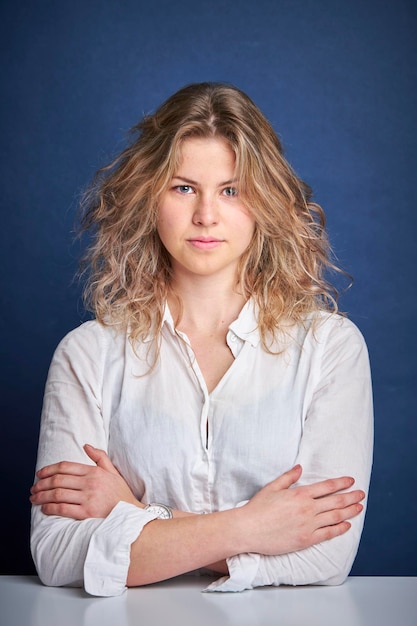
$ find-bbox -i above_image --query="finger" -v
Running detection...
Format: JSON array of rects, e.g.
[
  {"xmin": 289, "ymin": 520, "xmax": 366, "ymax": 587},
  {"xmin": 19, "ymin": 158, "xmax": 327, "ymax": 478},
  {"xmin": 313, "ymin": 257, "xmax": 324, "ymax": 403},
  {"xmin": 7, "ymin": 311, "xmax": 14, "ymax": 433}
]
[
  {"xmin": 269, "ymin": 465, "xmax": 303, "ymax": 490},
  {"xmin": 39, "ymin": 502, "xmax": 89, "ymax": 520},
  {"xmin": 36, "ymin": 461, "xmax": 91, "ymax": 479},
  {"xmin": 312, "ymin": 521, "xmax": 352, "ymax": 544},
  {"xmin": 302, "ymin": 476, "xmax": 356, "ymax": 499},
  {"xmin": 31, "ymin": 474, "xmax": 86, "ymax": 495},
  {"xmin": 316, "ymin": 502, "xmax": 364, "ymax": 528},
  {"xmin": 84, "ymin": 444, "xmax": 120, "ymax": 475},
  {"xmin": 315, "ymin": 490, "xmax": 365, "ymax": 514},
  {"xmin": 30, "ymin": 487, "xmax": 84, "ymax": 507}
]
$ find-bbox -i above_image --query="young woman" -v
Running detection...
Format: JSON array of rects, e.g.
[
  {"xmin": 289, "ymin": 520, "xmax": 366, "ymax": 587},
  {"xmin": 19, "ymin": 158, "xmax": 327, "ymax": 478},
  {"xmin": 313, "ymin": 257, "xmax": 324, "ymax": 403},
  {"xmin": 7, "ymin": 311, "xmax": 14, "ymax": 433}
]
[{"xmin": 30, "ymin": 82, "xmax": 373, "ymax": 596}]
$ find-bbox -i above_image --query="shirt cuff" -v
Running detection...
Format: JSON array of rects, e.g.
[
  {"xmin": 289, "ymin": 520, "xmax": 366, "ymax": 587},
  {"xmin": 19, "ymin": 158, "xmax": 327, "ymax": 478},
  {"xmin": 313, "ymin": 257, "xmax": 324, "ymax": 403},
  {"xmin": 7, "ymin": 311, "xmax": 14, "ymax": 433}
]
[
  {"xmin": 204, "ymin": 552, "xmax": 261, "ymax": 592},
  {"xmin": 203, "ymin": 498, "xmax": 260, "ymax": 593},
  {"xmin": 84, "ymin": 501, "xmax": 158, "ymax": 596}
]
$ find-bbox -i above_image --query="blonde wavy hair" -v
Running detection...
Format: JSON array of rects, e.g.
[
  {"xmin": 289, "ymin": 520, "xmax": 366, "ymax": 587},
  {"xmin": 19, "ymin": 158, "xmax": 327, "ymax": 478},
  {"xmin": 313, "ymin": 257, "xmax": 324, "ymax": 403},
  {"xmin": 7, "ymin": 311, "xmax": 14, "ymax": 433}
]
[{"xmin": 79, "ymin": 82, "xmax": 343, "ymax": 351}]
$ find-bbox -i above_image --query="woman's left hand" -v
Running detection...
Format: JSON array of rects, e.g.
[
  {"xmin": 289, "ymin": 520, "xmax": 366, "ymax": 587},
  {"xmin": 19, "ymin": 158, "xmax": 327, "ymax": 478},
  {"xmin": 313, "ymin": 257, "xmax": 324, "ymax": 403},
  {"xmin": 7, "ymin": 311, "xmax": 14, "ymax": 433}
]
[{"xmin": 30, "ymin": 444, "xmax": 142, "ymax": 520}]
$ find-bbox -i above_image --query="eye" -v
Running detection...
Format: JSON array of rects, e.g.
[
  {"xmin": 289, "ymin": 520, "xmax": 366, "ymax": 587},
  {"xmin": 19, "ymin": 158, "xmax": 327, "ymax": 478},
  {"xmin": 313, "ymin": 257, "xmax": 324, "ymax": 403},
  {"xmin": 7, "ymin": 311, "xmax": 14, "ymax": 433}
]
[
  {"xmin": 174, "ymin": 185, "xmax": 194, "ymax": 194},
  {"xmin": 222, "ymin": 187, "xmax": 238, "ymax": 197}
]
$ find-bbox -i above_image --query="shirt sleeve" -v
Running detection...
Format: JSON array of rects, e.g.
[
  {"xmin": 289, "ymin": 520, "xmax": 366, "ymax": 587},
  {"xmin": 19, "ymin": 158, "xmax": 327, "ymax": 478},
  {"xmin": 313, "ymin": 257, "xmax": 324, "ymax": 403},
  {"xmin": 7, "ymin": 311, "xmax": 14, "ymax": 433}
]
[
  {"xmin": 30, "ymin": 322, "xmax": 158, "ymax": 596},
  {"xmin": 206, "ymin": 316, "xmax": 373, "ymax": 592}
]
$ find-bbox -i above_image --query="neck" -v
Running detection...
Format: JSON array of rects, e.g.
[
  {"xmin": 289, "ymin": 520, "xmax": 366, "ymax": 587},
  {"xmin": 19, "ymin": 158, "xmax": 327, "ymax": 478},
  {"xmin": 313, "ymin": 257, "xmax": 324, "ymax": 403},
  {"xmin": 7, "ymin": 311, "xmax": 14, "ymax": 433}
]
[{"xmin": 168, "ymin": 274, "xmax": 247, "ymax": 334}]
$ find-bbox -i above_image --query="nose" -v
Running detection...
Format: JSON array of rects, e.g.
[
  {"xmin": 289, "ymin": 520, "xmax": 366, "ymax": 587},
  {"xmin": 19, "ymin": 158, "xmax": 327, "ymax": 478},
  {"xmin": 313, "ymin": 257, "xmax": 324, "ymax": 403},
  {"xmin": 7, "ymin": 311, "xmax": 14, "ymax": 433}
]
[{"xmin": 192, "ymin": 194, "xmax": 219, "ymax": 226}]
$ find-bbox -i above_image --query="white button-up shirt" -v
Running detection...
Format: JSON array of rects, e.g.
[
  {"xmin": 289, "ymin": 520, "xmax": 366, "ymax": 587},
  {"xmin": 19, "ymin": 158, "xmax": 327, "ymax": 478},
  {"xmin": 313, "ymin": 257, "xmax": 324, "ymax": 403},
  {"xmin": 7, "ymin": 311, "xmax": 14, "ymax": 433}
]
[{"xmin": 31, "ymin": 301, "xmax": 373, "ymax": 596}]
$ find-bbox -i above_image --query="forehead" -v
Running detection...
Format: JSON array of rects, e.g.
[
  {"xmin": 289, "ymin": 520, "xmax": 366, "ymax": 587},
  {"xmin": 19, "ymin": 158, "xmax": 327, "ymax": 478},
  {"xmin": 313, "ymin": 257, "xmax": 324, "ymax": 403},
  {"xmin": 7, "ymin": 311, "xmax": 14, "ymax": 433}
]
[{"xmin": 175, "ymin": 136, "xmax": 236, "ymax": 171}]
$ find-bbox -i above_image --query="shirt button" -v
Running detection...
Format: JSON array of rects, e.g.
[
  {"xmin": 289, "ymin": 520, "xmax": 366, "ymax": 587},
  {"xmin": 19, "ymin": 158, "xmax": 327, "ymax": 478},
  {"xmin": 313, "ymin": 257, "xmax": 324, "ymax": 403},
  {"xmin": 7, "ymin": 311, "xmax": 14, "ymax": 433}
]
[{"xmin": 230, "ymin": 335, "xmax": 237, "ymax": 342}]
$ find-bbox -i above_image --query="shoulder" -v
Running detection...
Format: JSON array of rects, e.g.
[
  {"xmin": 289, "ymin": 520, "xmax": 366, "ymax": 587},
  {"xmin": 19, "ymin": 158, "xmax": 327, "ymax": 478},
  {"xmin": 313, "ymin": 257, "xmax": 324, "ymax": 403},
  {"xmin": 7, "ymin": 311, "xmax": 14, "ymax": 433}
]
[
  {"xmin": 312, "ymin": 312, "xmax": 368, "ymax": 353},
  {"xmin": 51, "ymin": 320, "xmax": 127, "ymax": 371},
  {"xmin": 281, "ymin": 312, "xmax": 367, "ymax": 351},
  {"xmin": 58, "ymin": 319, "xmax": 110, "ymax": 347},
  {"xmin": 307, "ymin": 313, "xmax": 371, "ymax": 376},
  {"xmin": 44, "ymin": 321, "xmax": 131, "ymax": 393}
]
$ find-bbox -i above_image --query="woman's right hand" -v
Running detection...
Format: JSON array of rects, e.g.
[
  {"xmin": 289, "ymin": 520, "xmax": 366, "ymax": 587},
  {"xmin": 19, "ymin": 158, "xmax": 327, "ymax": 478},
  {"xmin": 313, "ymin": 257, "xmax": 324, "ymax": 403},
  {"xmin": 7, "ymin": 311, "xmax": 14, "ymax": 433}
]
[
  {"xmin": 30, "ymin": 444, "xmax": 142, "ymax": 519},
  {"xmin": 238, "ymin": 465, "xmax": 365, "ymax": 556}
]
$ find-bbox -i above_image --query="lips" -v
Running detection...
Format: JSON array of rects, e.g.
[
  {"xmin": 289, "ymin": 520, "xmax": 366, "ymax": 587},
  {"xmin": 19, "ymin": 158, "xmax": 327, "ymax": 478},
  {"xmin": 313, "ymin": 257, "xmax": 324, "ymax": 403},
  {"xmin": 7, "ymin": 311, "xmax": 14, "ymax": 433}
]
[{"xmin": 187, "ymin": 237, "xmax": 224, "ymax": 250}]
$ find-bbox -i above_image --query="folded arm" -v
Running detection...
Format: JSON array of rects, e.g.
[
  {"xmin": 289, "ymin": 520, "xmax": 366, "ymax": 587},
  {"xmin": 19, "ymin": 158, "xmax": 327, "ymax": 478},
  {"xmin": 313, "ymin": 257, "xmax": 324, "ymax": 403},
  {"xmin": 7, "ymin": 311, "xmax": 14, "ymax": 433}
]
[{"xmin": 32, "ymin": 445, "xmax": 364, "ymax": 588}]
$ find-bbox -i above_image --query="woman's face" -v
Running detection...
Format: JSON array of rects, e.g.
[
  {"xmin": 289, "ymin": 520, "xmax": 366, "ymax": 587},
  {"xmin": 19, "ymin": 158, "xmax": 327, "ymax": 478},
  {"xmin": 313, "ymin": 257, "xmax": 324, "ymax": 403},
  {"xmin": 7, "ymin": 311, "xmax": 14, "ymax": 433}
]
[{"xmin": 157, "ymin": 136, "xmax": 255, "ymax": 285}]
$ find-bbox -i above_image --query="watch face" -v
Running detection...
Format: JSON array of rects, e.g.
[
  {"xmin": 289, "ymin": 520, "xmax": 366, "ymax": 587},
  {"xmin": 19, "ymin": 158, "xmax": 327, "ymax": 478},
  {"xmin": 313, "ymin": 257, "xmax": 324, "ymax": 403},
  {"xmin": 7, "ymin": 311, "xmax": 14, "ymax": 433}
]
[{"xmin": 145, "ymin": 504, "xmax": 172, "ymax": 519}]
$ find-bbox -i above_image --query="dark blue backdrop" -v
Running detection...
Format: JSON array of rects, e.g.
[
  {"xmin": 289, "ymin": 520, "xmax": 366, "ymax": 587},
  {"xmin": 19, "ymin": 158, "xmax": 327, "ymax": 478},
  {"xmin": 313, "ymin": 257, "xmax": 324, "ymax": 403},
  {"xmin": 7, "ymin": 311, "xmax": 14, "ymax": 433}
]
[{"xmin": 1, "ymin": 0, "xmax": 416, "ymax": 576}]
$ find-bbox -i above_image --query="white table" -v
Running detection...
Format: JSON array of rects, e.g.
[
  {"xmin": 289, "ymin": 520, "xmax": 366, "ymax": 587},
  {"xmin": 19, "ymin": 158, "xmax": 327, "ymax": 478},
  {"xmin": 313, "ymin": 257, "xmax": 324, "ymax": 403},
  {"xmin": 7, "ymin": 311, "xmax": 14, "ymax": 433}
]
[{"xmin": 1, "ymin": 575, "xmax": 416, "ymax": 626}]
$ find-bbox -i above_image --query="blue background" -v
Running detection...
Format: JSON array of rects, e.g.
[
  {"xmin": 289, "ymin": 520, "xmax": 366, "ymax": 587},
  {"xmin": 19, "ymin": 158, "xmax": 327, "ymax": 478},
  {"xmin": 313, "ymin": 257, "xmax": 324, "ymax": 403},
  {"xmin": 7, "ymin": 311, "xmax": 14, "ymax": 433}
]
[{"xmin": 1, "ymin": 0, "xmax": 416, "ymax": 576}]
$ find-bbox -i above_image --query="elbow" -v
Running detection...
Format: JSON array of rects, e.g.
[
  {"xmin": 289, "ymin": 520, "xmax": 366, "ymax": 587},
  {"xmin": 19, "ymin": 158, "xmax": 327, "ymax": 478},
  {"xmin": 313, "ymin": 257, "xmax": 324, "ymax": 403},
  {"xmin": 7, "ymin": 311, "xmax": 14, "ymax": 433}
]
[
  {"xmin": 321, "ymin": 569, "xmax": 349, "ymax": 586},
  {"xmin": 31, "ymin": 544, "xmax": 60, "ymax": 588},
  {"xmin": 316, "ymin": 541, "xmax": 358, "ymax": 587},
  {"xmin": 31, "ymin": 537, "xmax": 82, "ymax": 588},
  {"xmin": 318, "ymin": 514, "xmax": 366, "ymax": 587},
  {"xmin": 33, "ymin": 564, "xmax": 63, "ymax": 589},
  {"xmin": 31, "ymin": 550, "xmax": 83, "ymax": 589},
  {"xmin": 30, "ymin": 525, "xmax": 55, "ymax": 587},
  {"xmin": 30, "ymin": 508, "xmax": 85, "ymax": 588}
]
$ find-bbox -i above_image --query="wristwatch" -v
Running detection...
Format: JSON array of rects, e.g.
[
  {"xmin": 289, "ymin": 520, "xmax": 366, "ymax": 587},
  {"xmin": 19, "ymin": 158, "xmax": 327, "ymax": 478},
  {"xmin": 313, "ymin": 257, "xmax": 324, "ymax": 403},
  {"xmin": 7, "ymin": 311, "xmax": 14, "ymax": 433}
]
[{"xmin": 145, "ymin": 503, "xmax": 173, "ymax": 519}]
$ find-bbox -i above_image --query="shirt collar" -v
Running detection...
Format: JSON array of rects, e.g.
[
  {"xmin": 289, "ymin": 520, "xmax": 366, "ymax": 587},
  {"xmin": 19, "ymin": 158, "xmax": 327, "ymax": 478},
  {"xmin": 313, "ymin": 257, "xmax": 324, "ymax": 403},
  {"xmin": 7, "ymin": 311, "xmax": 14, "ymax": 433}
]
[
  {"xmin": 160, "ymin": 298, "xmax": 261, "ymax": 347},
  {"xmin": 228, "ymin": 299, "xmax": 261, "ymax": 348},
  {"xmin": 162, "ymin": 302, "xmax": 176, "ymax": 336}
]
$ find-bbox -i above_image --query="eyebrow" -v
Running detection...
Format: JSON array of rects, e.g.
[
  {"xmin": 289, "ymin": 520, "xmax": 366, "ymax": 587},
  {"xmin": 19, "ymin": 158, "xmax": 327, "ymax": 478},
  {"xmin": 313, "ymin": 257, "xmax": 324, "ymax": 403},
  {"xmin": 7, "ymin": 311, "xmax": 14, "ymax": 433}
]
[{"xmin": 172, "ymin": 176, "xmax": 238, "ymax": 187}]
